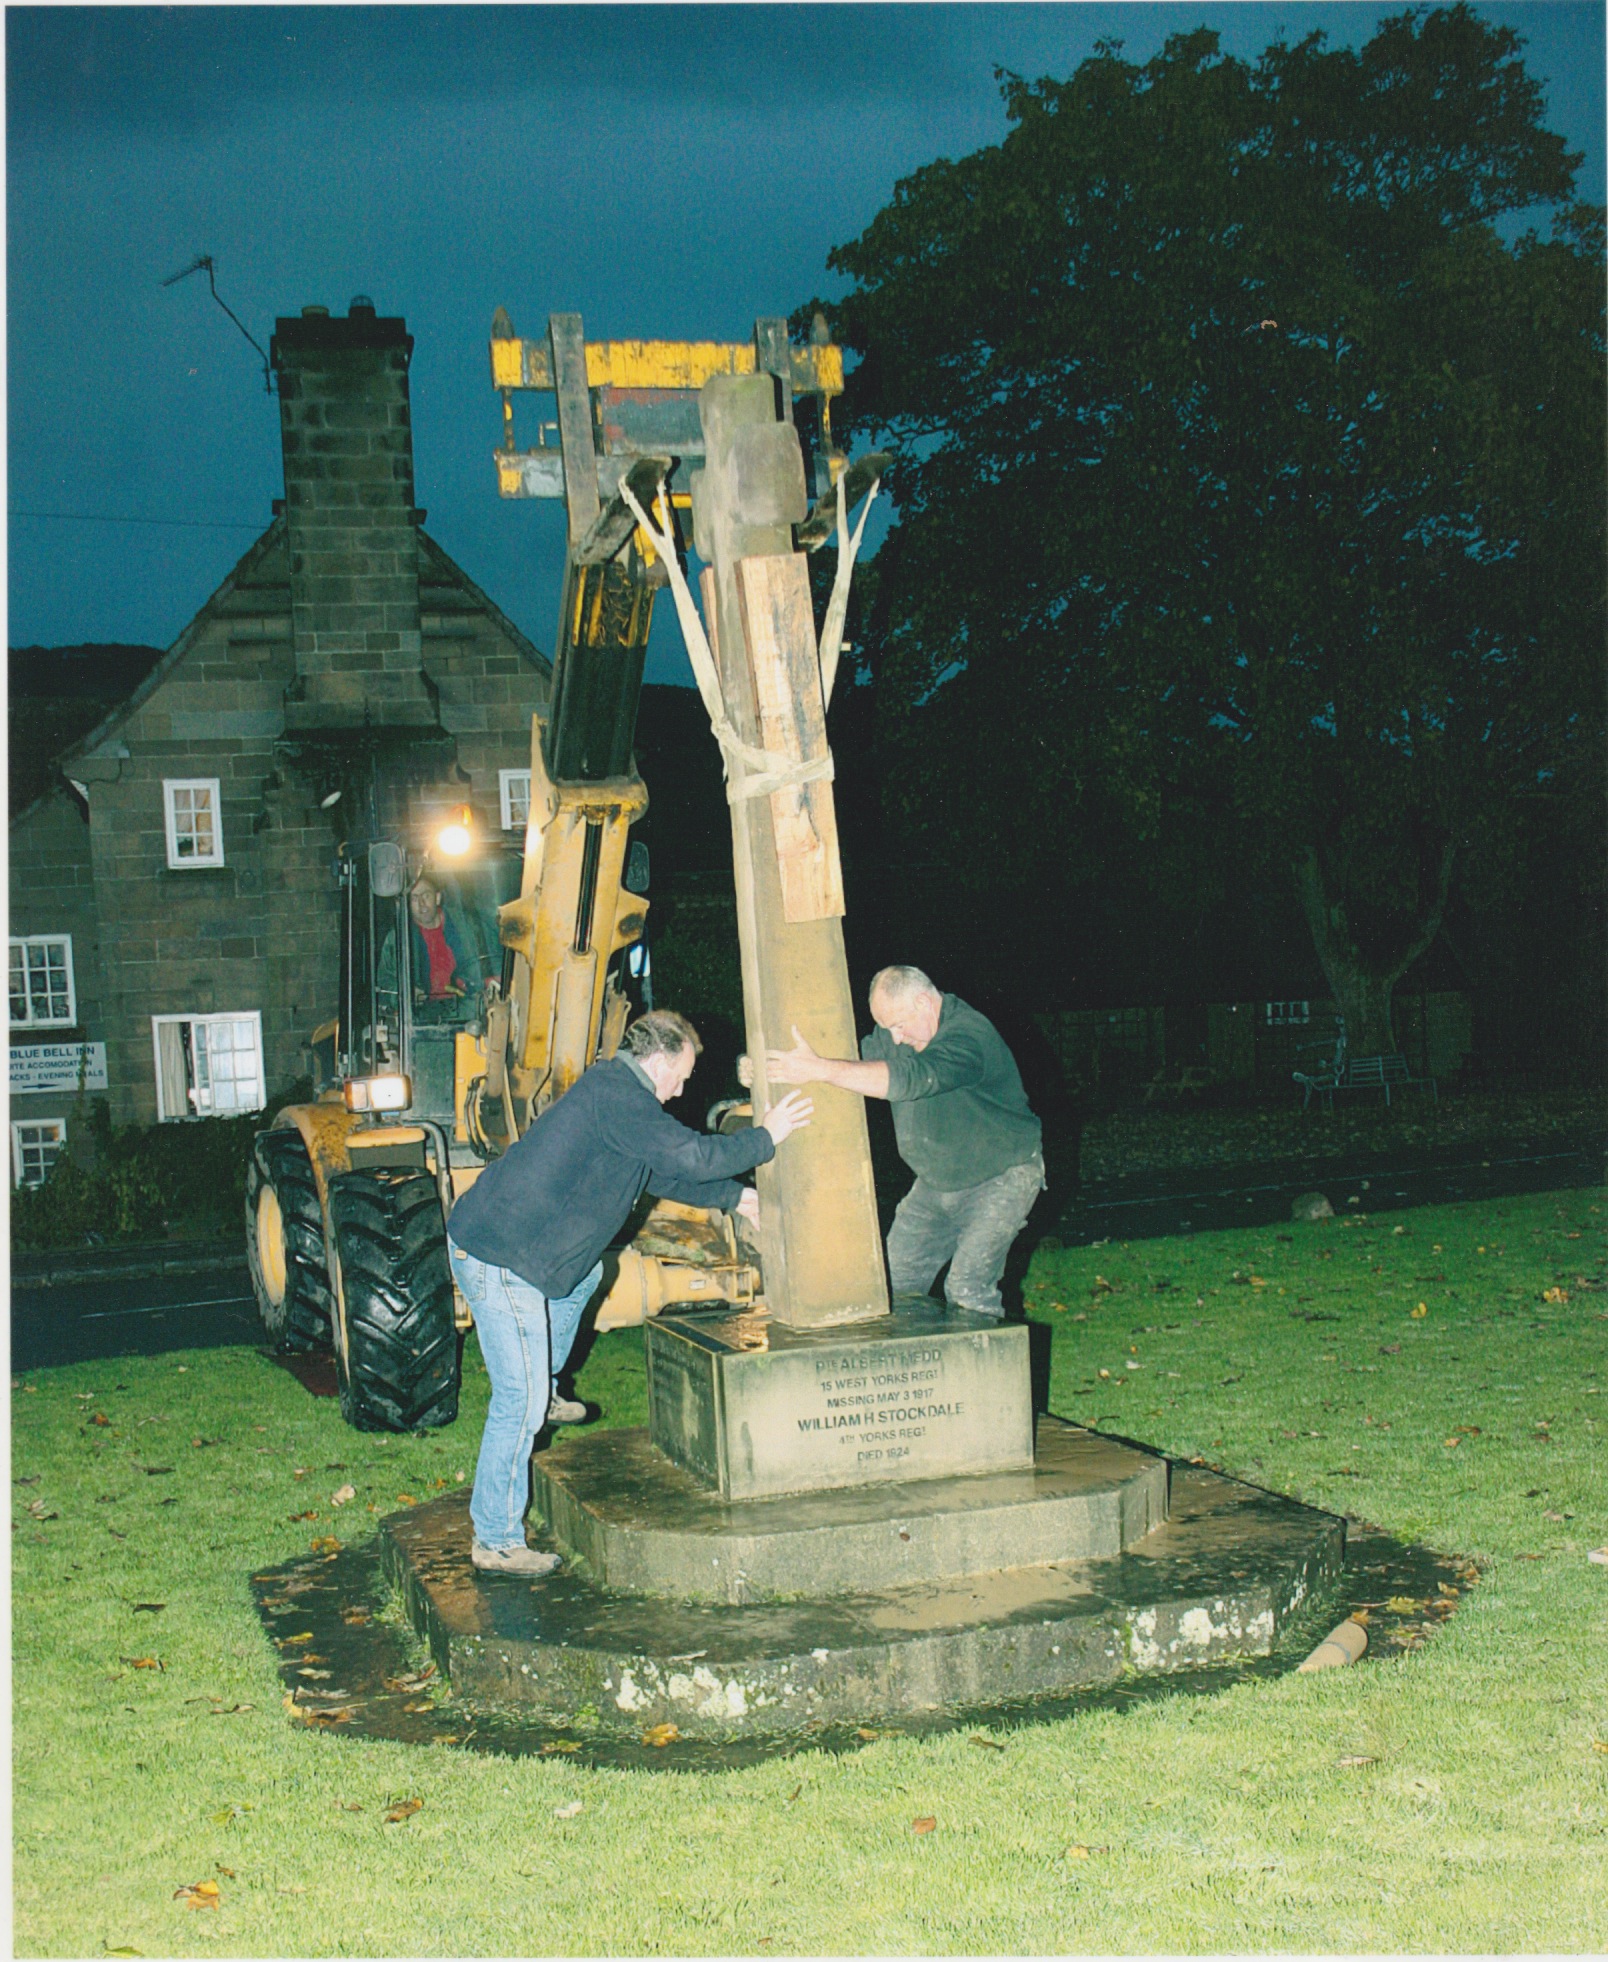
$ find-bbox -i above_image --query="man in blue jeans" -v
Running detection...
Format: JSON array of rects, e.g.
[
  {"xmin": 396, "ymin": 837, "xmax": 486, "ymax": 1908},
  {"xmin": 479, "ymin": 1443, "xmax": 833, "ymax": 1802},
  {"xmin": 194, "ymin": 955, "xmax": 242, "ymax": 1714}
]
[
  {"xmin": 766, "ymin": 965, "xmax": 1043, "ymax": 1319},
  {"xmin": 447, "ymin": 1008, "xmax": 813, "ymax": 1576}
]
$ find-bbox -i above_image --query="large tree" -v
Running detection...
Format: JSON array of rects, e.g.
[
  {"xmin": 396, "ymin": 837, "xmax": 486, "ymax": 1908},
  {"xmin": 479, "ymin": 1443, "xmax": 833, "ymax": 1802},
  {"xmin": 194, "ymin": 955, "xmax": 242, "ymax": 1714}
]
[{"xmin": 817, "ymin": 6, "xmax": 1604, "ymax": 1052}]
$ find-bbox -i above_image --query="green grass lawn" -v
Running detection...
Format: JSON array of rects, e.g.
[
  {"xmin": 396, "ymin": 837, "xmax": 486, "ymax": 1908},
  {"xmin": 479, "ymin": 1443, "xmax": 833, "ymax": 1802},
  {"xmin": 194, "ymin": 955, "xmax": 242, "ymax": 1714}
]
[{"xmin": 12, "ymin": 1186, "xmax": 1607, "ymax": 1955}]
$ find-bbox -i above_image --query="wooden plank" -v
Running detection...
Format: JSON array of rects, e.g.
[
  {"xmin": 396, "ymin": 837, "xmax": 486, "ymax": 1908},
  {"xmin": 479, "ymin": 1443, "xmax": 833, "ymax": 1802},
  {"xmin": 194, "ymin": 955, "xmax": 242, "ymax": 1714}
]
[{"xmin": 735, "ymin": 553, "xmax": 844, "ymax": 924}]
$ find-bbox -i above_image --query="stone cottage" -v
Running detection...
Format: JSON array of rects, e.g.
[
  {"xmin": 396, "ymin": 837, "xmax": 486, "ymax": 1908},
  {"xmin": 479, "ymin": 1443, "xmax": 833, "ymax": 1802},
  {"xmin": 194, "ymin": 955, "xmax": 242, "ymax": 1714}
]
[{"xmin": 9, "ymin": 299, "xmax": 552, "ymax": 1174}]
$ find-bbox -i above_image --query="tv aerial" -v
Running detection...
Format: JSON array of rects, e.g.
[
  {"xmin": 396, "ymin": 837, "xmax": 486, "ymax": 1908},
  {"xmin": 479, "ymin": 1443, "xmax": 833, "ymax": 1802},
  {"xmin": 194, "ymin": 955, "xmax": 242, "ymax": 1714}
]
[{"xmin": 162, "ymin": 254, "xmax": 274, "ymax": 392}]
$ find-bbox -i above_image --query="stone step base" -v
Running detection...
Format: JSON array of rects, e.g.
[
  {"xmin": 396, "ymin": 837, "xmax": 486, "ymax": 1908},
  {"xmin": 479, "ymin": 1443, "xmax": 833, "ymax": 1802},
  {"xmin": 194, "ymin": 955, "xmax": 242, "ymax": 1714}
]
[
  {"xmin": 381, "ymin": 1458, "xmax": 1344, "ymax": 1739},
  {"xmin": 533, "ymin": 1418, "xmax": 1167, "ymax": 1603}
]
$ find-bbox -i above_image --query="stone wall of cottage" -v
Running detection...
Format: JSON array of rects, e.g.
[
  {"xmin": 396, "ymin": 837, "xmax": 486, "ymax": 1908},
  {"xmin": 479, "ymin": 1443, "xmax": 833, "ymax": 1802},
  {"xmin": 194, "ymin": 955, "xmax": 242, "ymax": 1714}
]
[
  {"xmin": 69, "ymin": 533, "xmax": 548, "ymax": 1127},
  {"xmin": 8, "ymin": 787, "xmax": 105, "ymax": 1152}
]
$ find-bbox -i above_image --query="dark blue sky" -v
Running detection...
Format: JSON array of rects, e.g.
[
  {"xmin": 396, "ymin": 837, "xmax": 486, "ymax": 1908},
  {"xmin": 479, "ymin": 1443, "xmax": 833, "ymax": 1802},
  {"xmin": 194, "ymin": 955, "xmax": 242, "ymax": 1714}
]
[{"xmin": 7, "ymin": 3, "xmax": 1603, "ymax": 684}]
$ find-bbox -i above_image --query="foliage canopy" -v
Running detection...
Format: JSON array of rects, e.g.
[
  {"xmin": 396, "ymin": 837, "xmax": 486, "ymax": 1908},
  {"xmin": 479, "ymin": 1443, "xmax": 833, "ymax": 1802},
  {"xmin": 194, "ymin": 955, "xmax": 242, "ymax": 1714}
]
[{"xmin": 818, "ymin": 6, "xmax": 1604, "ymax": 1046}]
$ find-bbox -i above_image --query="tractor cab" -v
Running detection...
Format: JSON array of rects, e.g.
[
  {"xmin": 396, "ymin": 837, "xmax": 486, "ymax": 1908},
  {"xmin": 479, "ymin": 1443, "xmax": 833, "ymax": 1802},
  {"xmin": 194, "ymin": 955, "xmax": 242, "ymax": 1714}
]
[{"xmin": 330, "ymin": 838, "xmax": 523, "ymax": 1136}]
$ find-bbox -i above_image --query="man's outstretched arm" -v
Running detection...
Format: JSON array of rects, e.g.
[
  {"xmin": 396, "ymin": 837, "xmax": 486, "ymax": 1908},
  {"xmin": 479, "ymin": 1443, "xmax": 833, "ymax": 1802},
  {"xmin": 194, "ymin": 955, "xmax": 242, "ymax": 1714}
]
[{"xmin": 765, "ymin": 1027, "xmax": 891, "ymax": 1100}]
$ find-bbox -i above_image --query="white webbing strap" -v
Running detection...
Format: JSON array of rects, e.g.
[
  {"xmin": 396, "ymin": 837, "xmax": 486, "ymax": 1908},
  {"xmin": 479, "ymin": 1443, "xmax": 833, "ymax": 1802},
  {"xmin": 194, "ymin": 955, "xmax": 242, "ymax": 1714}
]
[{"xmin": 619, "ymin": 478, "xmax": 832, "ymax": 806}]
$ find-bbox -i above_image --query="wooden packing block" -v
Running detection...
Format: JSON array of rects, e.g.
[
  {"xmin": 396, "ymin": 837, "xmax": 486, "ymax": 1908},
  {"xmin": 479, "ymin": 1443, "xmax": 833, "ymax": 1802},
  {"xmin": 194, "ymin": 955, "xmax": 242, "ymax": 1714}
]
[{"xmin": 733, "ymin": 553, "xmax": 845, "ymax": 924}]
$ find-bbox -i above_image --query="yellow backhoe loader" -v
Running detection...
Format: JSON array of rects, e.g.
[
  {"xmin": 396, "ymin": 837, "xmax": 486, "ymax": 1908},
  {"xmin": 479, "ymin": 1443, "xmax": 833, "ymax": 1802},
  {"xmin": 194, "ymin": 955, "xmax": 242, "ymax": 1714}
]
[{"xmin": 245, "ymin": 313, "xmax": 851, "ymax": 1430}]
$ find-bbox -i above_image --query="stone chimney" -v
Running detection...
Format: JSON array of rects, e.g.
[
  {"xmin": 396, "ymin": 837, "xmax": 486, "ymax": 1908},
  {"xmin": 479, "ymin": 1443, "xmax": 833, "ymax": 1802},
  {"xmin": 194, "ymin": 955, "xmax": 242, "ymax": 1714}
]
[{"xmin": 271, "ymin": 299, "xmax": 437, "ymax": 728}]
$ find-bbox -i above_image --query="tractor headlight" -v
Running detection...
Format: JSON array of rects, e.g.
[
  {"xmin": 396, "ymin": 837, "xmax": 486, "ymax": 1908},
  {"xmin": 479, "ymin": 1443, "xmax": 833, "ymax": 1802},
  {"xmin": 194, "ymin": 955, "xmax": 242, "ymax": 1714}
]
[{"xmin": 343, "ymin": 1074, "xmax": 411, "ymax": 1114}]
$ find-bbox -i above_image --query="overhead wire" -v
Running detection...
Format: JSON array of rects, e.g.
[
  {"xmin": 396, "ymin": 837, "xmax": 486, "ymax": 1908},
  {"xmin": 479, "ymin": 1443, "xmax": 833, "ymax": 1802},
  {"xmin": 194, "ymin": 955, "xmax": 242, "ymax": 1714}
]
[{"xmin": 9, "ymin": 510, "xmax": 265, "ymax": 530}]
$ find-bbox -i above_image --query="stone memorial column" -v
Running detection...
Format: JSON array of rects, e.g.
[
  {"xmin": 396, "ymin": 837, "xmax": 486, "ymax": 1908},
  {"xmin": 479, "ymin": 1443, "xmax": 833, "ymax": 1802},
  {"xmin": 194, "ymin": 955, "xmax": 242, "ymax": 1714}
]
[{"xmin": 689, "ymin": 365, "xmax": 888, "ymax": 1331}]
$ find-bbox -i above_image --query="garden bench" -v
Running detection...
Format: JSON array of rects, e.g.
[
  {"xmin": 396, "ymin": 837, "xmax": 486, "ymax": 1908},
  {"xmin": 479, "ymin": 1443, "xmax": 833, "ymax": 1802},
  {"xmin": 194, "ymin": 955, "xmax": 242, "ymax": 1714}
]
[
  {"xmin": 1339, "ymin": 1051, "xmax": 1436, "ymax": 1107},
  {"xmin": 1294, "ymin": 1049, "xmax": 1436, "ymax": 1113}
]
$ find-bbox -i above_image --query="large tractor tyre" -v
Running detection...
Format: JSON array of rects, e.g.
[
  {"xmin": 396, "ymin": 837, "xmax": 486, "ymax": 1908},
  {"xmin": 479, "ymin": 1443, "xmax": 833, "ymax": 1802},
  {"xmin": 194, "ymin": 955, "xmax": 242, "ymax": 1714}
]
[
  {"xmin": 246, "ymin": 1129, "xmax": 335, "ymax": 1354},
  {"xmin": 326, "ymin": 1168, "xmax": 460, "ymax": 1433}
]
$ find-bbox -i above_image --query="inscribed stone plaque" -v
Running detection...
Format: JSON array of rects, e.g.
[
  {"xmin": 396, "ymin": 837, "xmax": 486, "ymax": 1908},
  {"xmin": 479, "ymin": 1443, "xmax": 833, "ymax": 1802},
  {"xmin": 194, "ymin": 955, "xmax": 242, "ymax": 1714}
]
[{"xmin": 645, "ymin": 1299, "xmax": 1033, "ymax": 1500}]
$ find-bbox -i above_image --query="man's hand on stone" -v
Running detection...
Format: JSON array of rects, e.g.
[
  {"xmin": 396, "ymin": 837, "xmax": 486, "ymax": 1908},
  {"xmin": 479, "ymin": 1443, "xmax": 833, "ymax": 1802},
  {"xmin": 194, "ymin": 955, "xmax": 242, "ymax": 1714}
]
[
  {"xmin": 735, "ymin": 1186, "xmax": 760, "ymax": 1228},
  {"xmin": 765, "ymin": 1027, "xmax": 828, "ymax": 1085},
  {"xmin": 760, "ymin": 1088, "xmax": 814, "ymax": 1145}
]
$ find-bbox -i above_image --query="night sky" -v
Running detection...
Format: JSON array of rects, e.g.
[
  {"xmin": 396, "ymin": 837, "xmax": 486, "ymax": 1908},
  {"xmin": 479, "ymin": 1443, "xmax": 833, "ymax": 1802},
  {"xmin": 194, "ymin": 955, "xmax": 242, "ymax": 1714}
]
[{"xmin": 7, "ymin": 3, "xmax": 1604, "ymax": 685}]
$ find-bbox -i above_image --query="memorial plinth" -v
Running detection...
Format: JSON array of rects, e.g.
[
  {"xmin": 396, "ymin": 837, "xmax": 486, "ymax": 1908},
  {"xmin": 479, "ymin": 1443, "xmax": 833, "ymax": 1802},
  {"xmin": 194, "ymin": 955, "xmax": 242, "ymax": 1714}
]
[
  {"xmin": 381, "ymin": 1456, "xmax": 1346, "ymax": 1737},
  {"xmin": 532, "ymin": 1416, "xmax": 1167, "ymax": 1603},
  {"xmin": 645, "ymin": 1300, "xmax": 1032, "ymax": 1500}
]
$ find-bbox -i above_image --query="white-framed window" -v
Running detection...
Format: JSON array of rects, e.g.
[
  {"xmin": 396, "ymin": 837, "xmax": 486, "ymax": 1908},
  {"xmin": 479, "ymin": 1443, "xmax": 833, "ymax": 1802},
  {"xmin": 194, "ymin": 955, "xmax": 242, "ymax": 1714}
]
[
  {"xmin": 163, "ymin": 778, "xmax": 224, "ymax": 868},
  {"xmin": 11, "ymin": 1118, "xmax": 67, "ymax": 1189},
  {"xmin": 1264, "ymin": 1000, "xmax": 1311, "ymax": 1026},
  {"xmin": 9, "ymin": 935, "xmax": 77, "ymax": 1028},
  {"xmin": 151, "ymin": 1012, "xmax": 265, "ymax": 1121},
  {"xmin": 499, "ymin": 769, "xmax": 532, "ymax": 832}
]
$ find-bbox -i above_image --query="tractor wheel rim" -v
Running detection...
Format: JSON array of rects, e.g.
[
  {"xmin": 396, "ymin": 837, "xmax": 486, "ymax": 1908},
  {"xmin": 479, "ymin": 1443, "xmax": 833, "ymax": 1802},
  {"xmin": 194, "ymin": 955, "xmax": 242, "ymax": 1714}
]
[{"xmin": 256, "ymin": 1186, "xmax": 288, "ymax": 1306}]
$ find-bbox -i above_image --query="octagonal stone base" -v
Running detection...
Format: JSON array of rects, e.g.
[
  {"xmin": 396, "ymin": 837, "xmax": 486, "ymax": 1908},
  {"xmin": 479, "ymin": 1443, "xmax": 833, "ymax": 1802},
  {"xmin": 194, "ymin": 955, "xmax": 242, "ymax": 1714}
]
[
  {"xmin": 531, "ymin": 1416, "xmax": 1167, "ymax": 1604},
  {"xmin": 380, "ymin": 1435, "xmax": 1344, "ymax": 1739}
]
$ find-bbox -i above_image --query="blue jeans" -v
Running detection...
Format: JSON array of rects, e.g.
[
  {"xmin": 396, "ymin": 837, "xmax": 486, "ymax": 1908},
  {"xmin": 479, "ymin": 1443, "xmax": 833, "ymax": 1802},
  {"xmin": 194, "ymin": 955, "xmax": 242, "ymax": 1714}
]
[{"xmin": 449, "ymin": 1239, "xmax": 602, "ymax": 1553}]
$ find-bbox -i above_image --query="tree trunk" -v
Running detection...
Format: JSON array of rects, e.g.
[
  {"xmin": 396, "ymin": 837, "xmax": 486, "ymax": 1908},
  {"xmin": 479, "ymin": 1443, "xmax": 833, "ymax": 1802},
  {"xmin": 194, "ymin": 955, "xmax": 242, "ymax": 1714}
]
[{"xmin": 1291, "ymin": 843, "xmax": 1455, "ymax": 1057}]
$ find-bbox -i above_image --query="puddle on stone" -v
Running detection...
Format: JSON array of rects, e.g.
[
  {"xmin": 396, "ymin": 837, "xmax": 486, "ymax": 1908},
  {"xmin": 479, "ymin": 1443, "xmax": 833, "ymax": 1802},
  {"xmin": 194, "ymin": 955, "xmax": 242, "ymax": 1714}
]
[{"xmin": 252, "ymin": 1518, "xmax": 1473, "ymax": 1772}]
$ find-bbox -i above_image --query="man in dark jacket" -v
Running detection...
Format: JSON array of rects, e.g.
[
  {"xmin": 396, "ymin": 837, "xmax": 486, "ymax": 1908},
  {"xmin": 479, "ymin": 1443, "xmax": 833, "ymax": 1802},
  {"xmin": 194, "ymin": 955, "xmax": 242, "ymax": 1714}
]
[
  {"xmin": 448, "ymin": 1008, "xmax": 813, "ymax": 1575},
  {"xmin": 766, "ymin": 965, "xmax": 1042, "ymax": 1320}
]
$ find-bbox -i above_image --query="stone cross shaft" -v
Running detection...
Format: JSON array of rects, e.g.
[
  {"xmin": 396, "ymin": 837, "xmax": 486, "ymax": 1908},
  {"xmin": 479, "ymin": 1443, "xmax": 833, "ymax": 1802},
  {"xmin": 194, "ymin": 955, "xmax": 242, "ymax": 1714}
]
[{"xmin": 691, "ymin": 372, "xmax": 889, "ymax": 1329}]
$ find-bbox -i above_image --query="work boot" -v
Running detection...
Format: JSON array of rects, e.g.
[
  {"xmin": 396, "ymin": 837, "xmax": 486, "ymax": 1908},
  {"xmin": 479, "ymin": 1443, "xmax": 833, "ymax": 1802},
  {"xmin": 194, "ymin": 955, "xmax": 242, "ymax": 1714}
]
[
  {"xmin": 547, "ymin": 1392, "xmax": 588, "ymax": 1425},
  {"xmin": 471, "ymin": 1541, "xmax": 561, "ymax": 1577}
]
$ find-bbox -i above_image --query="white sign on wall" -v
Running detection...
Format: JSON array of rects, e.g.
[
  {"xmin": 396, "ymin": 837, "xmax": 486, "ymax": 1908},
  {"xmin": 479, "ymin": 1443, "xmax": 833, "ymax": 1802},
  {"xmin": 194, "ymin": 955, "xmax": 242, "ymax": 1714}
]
[{"xmin": 9, "ymin": 1042, "xmax": 109, "ymax": 1094}]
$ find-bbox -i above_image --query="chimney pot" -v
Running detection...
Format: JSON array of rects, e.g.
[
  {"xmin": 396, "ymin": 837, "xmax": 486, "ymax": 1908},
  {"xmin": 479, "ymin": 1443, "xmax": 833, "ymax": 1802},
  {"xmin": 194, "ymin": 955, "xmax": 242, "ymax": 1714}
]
[
  {"xmin": 349, "ymin": 295, "xmax": 376, "ymax": 317},
  {"xmin": 301, "ymin": 304, "xmax": 330, "ymax": 318}
]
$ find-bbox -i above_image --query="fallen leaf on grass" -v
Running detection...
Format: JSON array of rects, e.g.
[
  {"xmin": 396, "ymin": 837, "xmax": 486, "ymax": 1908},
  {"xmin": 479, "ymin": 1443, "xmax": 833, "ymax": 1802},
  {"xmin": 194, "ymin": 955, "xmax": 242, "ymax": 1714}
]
[
  {"xmin": 309, "ymin": 1537, "xmax": 341, "ymax": 1554},
  {"xmin": 403, "ymin": 1699, "xmax": 435, "ymax": 1713},
  {"xmin": 335, "ymin": 1801, "xmax": 364, "ymax": 1812},
  {"xmin": 1337, "ymin": 1754, "xmax": 1379, "ymax": 1768},
  {"xmin": 641, "ymin": 1723, "xmax": 680, "ymax": 1747},
  {"xmin": 1588, "ymin": 1548, "xmax": 1608, "ymax": 1567},
  {"xmin": 13, "ymin": 1475, "xmax": 40, "ymax": 1487},
  {"xmin": 1410, "ymin": 1304, "xmax": 1428, "ymax": 1319},
  {"xmin": 968, "ymin": 1734, "xmax": 1006, "ymax": 1751},
  {"xmin": 139, "ymin": 1466, "xmax": 174, "ymax": 1477},
  {"xmin": 207, "ymin": 1703, "xmax": 254, "ymax": 1716},
  {"xmin": 288, "ymin": 1510, "xmax": 320, "ymax": 1523},
  {"xmin": 393, "ymin": 1494, "xmax": 418, "ymax": 1507},
  {"xmin": 26, "ymin": 1499, "xmax": 59, "ymax": 1520},
  {"xmin": 1590, "ymin": 1739, "xmax": 1608, "ymax": 1756},
  {"xmin": 278, "ymin": 1631, "xmax": 316, "ymax": 1646},
  {"xmin": 209, "ymin": 1803, "xmax": 254, "ymax": 1825},
  {"xmin": 120, "ymin": 1656, "xmax": 163, "ymax": 1671},
  {"xmin": 102, "ymin": 1946, "xmax": 142, "ymax": 1956},
  {"xmin": 214, "ymin": 1865, "xmax": 235, "ymax": 1879},
  {"xmin": 132, "ymin": 1602, "xmax": 165, "ymax": 1614},
  {"xmin": 331, "ymin": 1485, "xmax": 356, "ymax": 1507},
  {"xmin": 384, "ymin": 1798, "xmax": 423, "ymax": 1824},
  {"xmin": 89, "ymin": 1412, "xmax": 112, "ymax": 1427},
  {"xmin": 854, "ymin": 1727, "xmax": 885, "ymax": 1742},
  {"xmin": 340, "ymin": 1607, "xmax": 373, "ymax": 1626},
  {"xmin": 540, "ymin": 1740, "xmax": 581, "ymax": 1756},
  {"xmin": 553, "ymin": 1800, "xmax": 584, "ymax": 1819},
  {"xmin": 1386, "ymin": 1597, "xmax": 1424, "ymax": 1614},
  {"xmin": 173, "ymin": 1880, "xmax": 220, "ymax": 1909},
  {"xmin": 911, "ymin": 1816, "xmax": 937, "ymax": 1835},
  {"xmin": 1543, "ymin": 1286, "xmax": 1570, "ymax": 1304}
]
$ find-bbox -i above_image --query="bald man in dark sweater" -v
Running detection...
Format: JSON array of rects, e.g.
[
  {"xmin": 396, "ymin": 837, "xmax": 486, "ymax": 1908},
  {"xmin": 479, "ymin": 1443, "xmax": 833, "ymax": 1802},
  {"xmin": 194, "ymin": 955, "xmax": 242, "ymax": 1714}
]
[{"xmin": 767, "ymin": 965, "xmax": 1043, "ymax": 1318}]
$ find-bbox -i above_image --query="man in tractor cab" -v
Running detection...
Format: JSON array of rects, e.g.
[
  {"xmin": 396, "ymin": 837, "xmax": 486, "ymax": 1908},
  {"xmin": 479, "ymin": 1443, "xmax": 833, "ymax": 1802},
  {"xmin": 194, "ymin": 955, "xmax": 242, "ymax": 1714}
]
[
  {"xmin": 446, "ymin": 1008, "xmax": 815, "ymax": 1577},
  {"xmin": 766, "ymin": 965, "xmax": 1044, "ymax": 1321},
  {"xmin": 376, "ymin": 873, "xmax": 500, "ymax": 1030}
]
